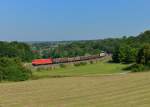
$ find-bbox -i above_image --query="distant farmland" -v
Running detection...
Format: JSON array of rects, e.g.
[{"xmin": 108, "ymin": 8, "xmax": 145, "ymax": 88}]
[{"xmin": 0, "ymin": 72, "xmax": 150, "ymax": 107}]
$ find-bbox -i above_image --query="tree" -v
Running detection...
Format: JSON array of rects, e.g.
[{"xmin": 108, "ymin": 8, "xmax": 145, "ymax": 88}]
[
  {"xmin": 0, "ymin": 41, "xmax": 34, "ymax": 62},
  {"xmin": 112, "ymin": 46, "xmax": 121, "ymax": 63},
  {"xmin": 137, "ymin": 44, "xmax": 150, "ymax": 65},
  {"xmin": 112, "ymin": 44, "xmax": 137, "ymax": 63},
  {"xmin": 124, "ymin": 47, "xmax": 137, "ymax": 63},
  {"xmin": 0, "ymin": 57, "xmax": 32, "ymax": 81}
]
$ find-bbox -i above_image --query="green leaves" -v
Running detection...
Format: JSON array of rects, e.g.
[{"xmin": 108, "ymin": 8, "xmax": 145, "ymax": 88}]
[
  {"xmin": 0, "ymin": 41, "xmax": 34, "ymax": 62},
  {"xmin": 112, "ymin": 45, "xmax": 137, "ymax": 63},
  {"xmin": 137, "ymin": 44, "xmax": 150, "ymax": 65},
  {"xmin": 0, "ymin": 57, "xmax": 32, "ymax": 81}
]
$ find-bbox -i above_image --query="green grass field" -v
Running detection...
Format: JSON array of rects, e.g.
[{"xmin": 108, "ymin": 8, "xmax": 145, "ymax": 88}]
[
  {"xmin": 0, "ymin": 72, "xmax": 150, "ymax": 107},
  {"xmin": 32, "ymin": 59, "xmax": 129, "ymax": 79}
]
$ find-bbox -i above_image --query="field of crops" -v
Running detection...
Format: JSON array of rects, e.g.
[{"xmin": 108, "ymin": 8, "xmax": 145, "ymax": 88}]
[{"xmin": 0, "ymin": 72, "xmax": 150, "ymax": 107}]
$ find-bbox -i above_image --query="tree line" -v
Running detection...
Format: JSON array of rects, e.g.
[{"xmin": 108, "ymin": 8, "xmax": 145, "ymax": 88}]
[
  {"xmin": 112, "ymin": 31, "xmax": 150, "ymax": 72},
  {"xmin": 112, "ymin": 31, "xmax": 150, "ymax": 63}
]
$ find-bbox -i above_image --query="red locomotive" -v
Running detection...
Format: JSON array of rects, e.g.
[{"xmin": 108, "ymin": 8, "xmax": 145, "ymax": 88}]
[{"xmin": 32, "ymin": 58, "xmax": 53, "ymax": 66}]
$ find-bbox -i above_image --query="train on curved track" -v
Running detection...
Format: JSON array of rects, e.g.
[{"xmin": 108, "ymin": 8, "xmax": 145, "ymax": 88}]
[{"xmin": 32, "ymin": 52, "xmax": 106, "ymax": 66}]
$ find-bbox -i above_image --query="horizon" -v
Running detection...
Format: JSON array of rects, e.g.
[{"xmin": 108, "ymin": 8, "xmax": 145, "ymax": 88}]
[
  {"xmin": 0, "ymin": 0, "xmax": 150, "ymax": 41},
  {"xmin": 0, "ymin": 33, "xmax": 140, "ymax": 42},
  {"xmin": 1, "ymin": 29, "xmax": 148, "ymax": 42}
]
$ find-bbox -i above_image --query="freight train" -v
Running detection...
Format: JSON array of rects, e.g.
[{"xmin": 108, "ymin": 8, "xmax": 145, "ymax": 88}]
[{"xmin": 32, "ymin": 52, "xmax": 106, "ymax": 66}]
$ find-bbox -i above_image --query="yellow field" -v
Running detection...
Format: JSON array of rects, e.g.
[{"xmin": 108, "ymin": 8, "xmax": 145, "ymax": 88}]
[{"xmin": 0, "ymin": 72, "xmax": 150, "ymax": 107}]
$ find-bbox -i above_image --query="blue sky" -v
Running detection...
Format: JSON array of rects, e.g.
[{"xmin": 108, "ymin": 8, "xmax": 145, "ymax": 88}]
[{"xmin": 0, "ymin": 0, "xmax": 150, "ymax": 41}]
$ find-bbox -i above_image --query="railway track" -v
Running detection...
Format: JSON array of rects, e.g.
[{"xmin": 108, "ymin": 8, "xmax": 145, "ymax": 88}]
[{"xmin": 28, "ymin": 55, "xmax": 111, "ymax": 69}]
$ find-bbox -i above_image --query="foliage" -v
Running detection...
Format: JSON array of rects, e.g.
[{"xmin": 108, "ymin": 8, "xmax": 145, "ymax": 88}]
[
  {"xmin": 0, "ymin": 57, "xmax": 32, "ymax": 81},
  {"xmin": 112, "ymin": 30, "xmax": 150, "ymax": 64},
  {"xmin": 124, "ymin": 44, "xmax": 150, "ymax": 72},
  {"xmin": 125, "ymin": 64, "xmax": 150, "ymax": 72},
  {"xmin": 32, "ymin": 30, "xmax": 150, "ymax": 60},
  {"xmin": 112, "ymin": 44, "xmax": 137, "ymax": 63},
  {"xmin": 136, "ymin": 44, "xmax": 150, "ymax": 65},
  {"xmin": 0, "ymin": 41, "xmax": 35, "ymax": 62},
  {"xmin": 124, "ymin": 64, "xmax": 144, "ymax": 72},
  {"xmin": 74, "ymin": 62, "xmax": 87, "ymax": 67},
  {"xmin": 59, "ymin": 64, "xmax": 67, "ymax": 68},
  {"xmin": 90, "ymin": 60, "xmax": 94, "ymax": 64},
  {"xmin": 32, "ymin": 39, "xmax": 120, "ymax": 58}
]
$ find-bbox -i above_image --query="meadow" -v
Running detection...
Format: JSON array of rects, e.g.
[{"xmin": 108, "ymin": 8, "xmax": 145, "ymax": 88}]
[{"xmin": 32, "ymin": 58, "xmax": 129, "ymax": 79}]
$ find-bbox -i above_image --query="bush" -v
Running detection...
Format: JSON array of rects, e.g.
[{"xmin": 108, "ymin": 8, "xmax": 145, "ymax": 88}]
[
  {"xmin": 125, "ymin": 64, "xmax": 150, "ymax": 72},
  {"xmin": 0, "ymin": 57, "xmax": 32, "ymax": 81},
  {"xmin": 137, "ymin": 44, "xmax": 150, "ymax": 65},
  {"xmin": 36, "ymin": 67, "xmax": 43, "ymax": 72},
  {"xmin": 90, "ymin": 61, "xmax": 94, "ymax": 64},
  {"xmin": 59, "ymin": 64, "xmax": 66, "ymax": 68},
  {"xmin": 74, "ymin": 62, "xmax": 87, "ymax": 66},
  {"xmin": 131, "ymin": 64, "xmax": 145, "ymax": 72}
]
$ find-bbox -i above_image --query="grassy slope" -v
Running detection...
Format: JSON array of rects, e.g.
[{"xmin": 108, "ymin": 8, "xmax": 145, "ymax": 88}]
[
  {"xmin": 32, "ymin": 59, "xmax": 129, "ymax": 78},
  {"xmin": 0, "ymin": 72, "xmax": 150, "ymax": 107}
]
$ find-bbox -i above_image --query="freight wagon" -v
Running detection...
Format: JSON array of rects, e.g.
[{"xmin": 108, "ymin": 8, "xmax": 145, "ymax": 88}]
[{"xmin": 32, "ymin": 52, "xmax": 106, "ymax": 66}]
